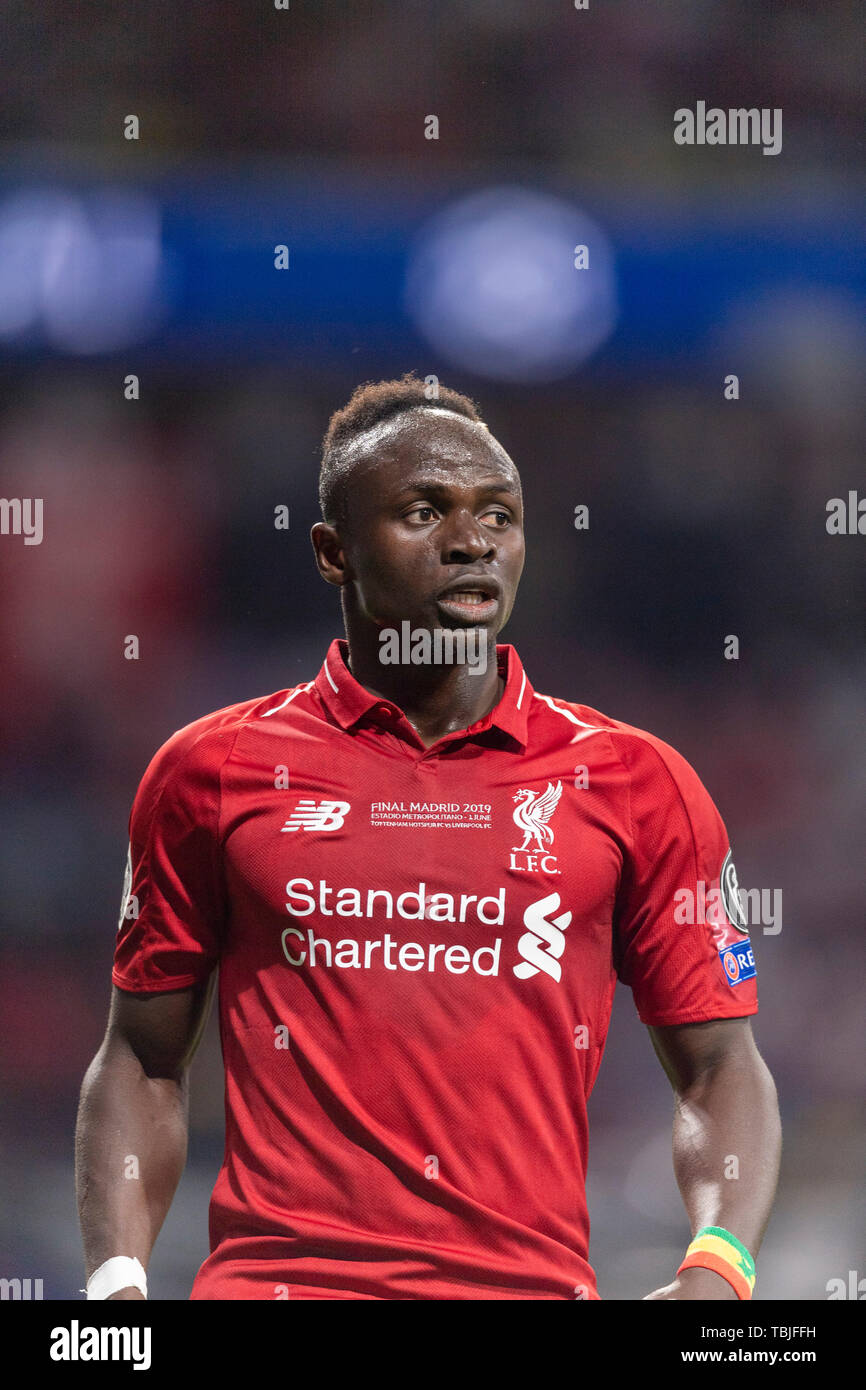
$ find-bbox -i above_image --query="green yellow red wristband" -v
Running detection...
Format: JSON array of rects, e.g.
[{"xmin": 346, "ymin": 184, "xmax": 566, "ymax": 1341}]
[{"xmin": 676, "ymin": 1226, "xmax": 757, "ymax": 1300}]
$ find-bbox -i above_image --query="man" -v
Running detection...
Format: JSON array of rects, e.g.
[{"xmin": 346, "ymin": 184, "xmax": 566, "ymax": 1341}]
[{"xmin": 76, "ymin": 372, "xmax": 781, "ymax": 1301}]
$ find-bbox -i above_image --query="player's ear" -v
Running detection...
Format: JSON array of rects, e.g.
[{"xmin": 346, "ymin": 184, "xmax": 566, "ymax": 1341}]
[{"xmin": 311, "ymin": 522, "xmax": 351, "ymax": 587}]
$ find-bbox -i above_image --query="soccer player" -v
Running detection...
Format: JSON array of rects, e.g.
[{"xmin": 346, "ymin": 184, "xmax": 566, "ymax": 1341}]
[{"xmin": 76, "ymin": 373, "xmax": 781, "ymax": 1301}]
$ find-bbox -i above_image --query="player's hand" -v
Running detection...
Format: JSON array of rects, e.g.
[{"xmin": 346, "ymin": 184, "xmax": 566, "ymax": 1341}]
[
  {"xmin": 643, "ymin": 1267, "xmax": 738, "ymax": 1300},
  {"xmin": 106, "ymin": 1287, "xmax": 147, "ymax": 1300}
]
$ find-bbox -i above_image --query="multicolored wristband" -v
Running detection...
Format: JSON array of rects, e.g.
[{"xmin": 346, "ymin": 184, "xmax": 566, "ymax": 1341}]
[{"xmin": 676, "ymin": 1225, "xmax": 757, "ymax": 1300}]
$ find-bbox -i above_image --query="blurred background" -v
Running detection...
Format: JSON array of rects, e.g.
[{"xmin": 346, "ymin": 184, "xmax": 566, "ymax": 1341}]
[{"xmin": 0, "ymin": 0, "xmax": 863, "ymax": 1300}]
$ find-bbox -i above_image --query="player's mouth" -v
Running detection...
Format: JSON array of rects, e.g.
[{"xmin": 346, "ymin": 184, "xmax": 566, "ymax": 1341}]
[{"xmin": 436, "ymin": 576, "xmax": 501, "ymax": 623}]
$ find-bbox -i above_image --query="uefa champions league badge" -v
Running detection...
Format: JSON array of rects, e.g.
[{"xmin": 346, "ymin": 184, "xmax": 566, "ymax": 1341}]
[
  {"xmin": 720, "ymin": 850, "xmax": 749, "ymax": 933},
  {"xmin": 719, "ymin": 938, "xmax": 757, "ymax": 986}
]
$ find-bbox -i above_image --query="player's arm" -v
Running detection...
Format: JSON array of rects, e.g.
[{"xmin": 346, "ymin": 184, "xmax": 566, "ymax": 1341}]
[
  {"xmin": 75, "ymin": 977, "xmax": 216, "ymax": 1300},
  {"xmin": 642, "ymin": 1015, "xmax": 781, "ymax": 1300}
]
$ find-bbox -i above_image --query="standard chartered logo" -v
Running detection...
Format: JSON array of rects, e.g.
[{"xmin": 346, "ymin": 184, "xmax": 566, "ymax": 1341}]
[
  {"xmin": 279, "ymin": 880, "xmax": 572, "ymax": 983},
  {"xmin": 512, "ymin": 892, "xmax": 572, "ymax": 983}
]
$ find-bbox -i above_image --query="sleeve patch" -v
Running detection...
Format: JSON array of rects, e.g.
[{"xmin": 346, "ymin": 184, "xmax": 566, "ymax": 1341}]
[
  {"xmin": 719, "ymin": 938, "xmax": 757, "ymax": 986},
  {"xmin": 720, "ymin": 850, "xmax": 749, "ymax": 934}
]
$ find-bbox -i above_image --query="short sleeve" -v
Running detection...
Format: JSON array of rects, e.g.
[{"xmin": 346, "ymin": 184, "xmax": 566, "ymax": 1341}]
[
  {"xmin": 112, "ymin": 726, "xmax": 226, "ymax": 992},
  {"xmin": 612, "ymin": 734, "xmax": 758, "ymax": 1027}
]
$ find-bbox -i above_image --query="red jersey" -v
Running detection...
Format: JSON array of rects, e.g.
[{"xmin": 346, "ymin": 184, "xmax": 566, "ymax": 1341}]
[{"xmin": 113, "ymin": 638, "xmax": 758, "ymax": 1300}]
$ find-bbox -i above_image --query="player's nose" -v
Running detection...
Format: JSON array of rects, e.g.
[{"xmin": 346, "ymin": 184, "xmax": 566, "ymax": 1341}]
[{"xmin": 440, "ymin": 510, "xmax": 497, "ymax": 562}]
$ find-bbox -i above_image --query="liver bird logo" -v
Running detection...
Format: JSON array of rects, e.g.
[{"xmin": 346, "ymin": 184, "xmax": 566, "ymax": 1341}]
[{"xmin": 511, "ymin": 781, "xmax": 563, "ymax": 853}]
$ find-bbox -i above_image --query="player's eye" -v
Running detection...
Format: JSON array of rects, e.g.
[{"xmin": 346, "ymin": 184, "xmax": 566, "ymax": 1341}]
[
  {"xmin": 404, "ymin": 504, "xmax": 438, "ymax": 523},
  {"xmin": 482, "ymin": 509, "xmax": 511, "ymax": 527}
]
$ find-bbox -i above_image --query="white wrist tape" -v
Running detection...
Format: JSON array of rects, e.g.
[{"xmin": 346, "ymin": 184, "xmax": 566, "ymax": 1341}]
[{"xmin": 86, "ymin": 1256, "xmax": 147, "ymax": 1300}]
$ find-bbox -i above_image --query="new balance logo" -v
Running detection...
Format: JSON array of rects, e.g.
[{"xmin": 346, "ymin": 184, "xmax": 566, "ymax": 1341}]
[
  {"xmin": 513, "ymin": 892, "xmax": 572, "ymax": 983},
  {"xmin": 281, "ymin": 800, "xmax": 351, "ymax": 832}
]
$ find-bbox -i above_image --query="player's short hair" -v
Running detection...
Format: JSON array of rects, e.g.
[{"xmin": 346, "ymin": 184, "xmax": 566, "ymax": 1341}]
[{"xmin": 319, "ymin": 371, "xmax": 485, "ymax": 530}]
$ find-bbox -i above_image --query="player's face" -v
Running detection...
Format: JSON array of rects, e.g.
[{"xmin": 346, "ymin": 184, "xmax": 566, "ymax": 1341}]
[{"xmin": 339, "ymin": 410, "xmax": 524, "ymax": 636}]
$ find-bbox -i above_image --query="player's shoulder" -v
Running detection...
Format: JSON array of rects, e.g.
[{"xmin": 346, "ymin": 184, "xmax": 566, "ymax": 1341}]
[
  {"xmin": 134, "ymin": 684, "xmax": 313, "ymax": 799},
  {"xmin": 531, "ymin": 688, "xmax": 706, "ymax": 790}
]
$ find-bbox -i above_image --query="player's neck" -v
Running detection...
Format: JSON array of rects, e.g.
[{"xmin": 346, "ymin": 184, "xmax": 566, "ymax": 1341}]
[{"xmin": 342, "ymin": 631, "xmax": 504, "ymax": 748}]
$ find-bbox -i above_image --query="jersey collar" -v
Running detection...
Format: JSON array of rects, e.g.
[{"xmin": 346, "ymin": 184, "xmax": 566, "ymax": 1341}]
[{"xmin": 315, "ymin": 637, "xmax": 532, "ymax": 750}]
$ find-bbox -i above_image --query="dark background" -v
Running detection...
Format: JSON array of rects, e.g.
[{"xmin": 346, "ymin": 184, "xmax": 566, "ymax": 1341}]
[{"xmin": 0, "ymin": 0, "xmax": 863, "ymax": 1299}]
